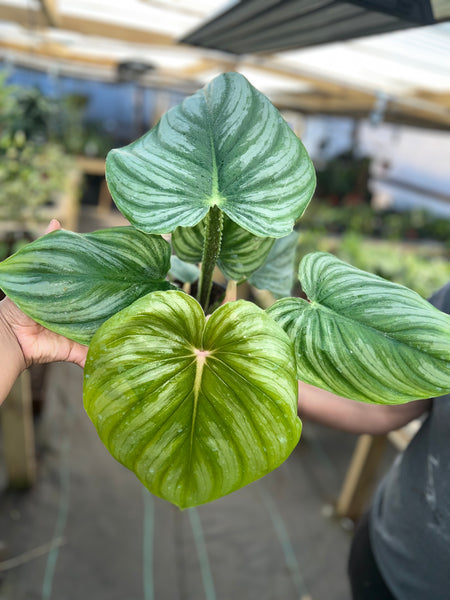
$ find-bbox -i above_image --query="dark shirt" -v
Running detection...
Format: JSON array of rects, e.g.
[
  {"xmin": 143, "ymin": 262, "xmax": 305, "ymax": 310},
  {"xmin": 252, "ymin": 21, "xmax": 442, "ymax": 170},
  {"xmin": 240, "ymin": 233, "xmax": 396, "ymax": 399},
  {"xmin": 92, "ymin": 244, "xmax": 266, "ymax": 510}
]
[{"xmin": 370, "ymin": 282, "xmax": 450, "ymax": 599}]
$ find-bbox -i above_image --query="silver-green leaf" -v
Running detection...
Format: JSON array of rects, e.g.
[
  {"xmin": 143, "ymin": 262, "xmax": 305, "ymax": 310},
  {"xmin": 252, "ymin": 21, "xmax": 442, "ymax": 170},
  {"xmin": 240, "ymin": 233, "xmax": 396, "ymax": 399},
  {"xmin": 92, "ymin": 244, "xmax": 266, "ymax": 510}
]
[
  {"xmin": 106, "ymin": 72, "xmax": 315, "ymax": 237},
  {"xmin": 172, "ymin": 215, "xmax": 275, "ymax": 281},
  {"xmin": 268, "ymin": 252, "xmax": 450, "ymax": 404},
  {"xmin": 169, "ymin": 255, "xmax": 200, "ymax": 284},
  {"xmin": 250, "ymin": 231, "xmax": 300, "ymax": 298},
  {"xmin": 0, "ymin": 227, "xmax": 173, "ymax": 344},
  {"xmin": 83, "ymin": 290, "xmax": 301, "ymax": 508}
]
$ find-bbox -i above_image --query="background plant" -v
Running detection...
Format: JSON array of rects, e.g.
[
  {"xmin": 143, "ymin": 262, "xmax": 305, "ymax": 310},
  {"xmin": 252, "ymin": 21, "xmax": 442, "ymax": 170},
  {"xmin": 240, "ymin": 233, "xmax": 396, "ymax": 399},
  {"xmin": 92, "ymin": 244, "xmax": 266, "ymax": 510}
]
[
  {"xmin": 296, "ymin": 230, "xmax": 450, "ymax": 298},
  {"xmin": 0, "ymin": 77, "xmax": 76, "ymax": 231},
  {"xmin": 0, "ymin": 76, "xmax": 113, "ymax": 157}
]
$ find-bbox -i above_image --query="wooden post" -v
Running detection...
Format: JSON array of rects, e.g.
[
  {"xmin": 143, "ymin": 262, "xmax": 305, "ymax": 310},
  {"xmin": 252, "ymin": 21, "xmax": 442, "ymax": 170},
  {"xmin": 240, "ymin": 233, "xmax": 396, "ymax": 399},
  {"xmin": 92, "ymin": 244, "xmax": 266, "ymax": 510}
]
[
  {"xmin": 1, "ymin": 370, "xmax": 36, "ymax": 488},
  {"xmin": 97, "ymin": 178, "xmax": 113, "ymax": 214},
  {"xmin": 38, "ymin": 0, "xmax": 61, "ymax": 26},
  {"xmin": 335, "ymin": 434, "xmax": 387, "ymax": 521}
]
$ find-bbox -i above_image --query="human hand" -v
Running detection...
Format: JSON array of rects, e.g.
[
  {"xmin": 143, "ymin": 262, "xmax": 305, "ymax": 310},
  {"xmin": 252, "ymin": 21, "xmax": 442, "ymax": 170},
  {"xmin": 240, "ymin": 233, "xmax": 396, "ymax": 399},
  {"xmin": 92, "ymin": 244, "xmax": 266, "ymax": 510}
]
[{"xmin": 0, "ymin": 296, "xmax": 88, "ymax": 370}]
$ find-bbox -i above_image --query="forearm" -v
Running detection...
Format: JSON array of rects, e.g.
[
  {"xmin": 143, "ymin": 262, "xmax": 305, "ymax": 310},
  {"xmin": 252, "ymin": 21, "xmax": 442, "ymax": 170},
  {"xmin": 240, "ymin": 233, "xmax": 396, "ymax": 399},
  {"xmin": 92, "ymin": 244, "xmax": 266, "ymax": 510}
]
[
  {"xmin": 298, "ymin": 381, "xmax": 431, "ymax": 435},
  {"xmin": 0, "ymin": 304, "xmax": 26, "ymax": 405}
]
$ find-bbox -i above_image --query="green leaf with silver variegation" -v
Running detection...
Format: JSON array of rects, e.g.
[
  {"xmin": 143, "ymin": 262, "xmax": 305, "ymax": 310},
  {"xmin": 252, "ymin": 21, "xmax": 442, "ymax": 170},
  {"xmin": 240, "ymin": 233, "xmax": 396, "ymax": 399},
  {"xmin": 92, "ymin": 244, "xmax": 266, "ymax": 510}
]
[
  {"xmin": 172, "ymin": 215, "xmax": 275, "ymax": 281},
  {"xmin": 268, "ymin": 252, "xmax": 450, "ymax": 404},
  {"xmin": 171, "ymin": 220, "xmax": 205, "ymax": 265},
  {"xmin": 83, "ymin": 290, "xmax": 301, "ymax": 508},
  {"xmin": 0, "ymin": 227, "xmax": 173, "ymax": 344},
  {"xmin": 250, "ymin": 231, "xmax": 300, "ymax": 298},
  {"xmin": 169, "ymin": 255, "xmax": 200, "ymax": 284},
  {"xmin": 106, "ymin": 72, "xmax": 315, "ymax": 237}
]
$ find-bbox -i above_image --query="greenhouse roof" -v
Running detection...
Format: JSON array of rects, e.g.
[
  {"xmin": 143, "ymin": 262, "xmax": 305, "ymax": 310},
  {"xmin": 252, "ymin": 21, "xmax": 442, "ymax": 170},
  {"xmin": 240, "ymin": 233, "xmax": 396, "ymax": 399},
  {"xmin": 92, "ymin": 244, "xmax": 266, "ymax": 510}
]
[{"xmin": 0, "ymin": 0, "xmax": 449, "ymax": 129}]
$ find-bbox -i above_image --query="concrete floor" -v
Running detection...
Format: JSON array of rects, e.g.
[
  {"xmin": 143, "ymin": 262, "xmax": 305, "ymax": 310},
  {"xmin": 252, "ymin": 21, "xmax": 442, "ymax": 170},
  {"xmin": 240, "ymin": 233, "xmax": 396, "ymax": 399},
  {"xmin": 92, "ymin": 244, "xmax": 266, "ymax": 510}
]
[{"xmin": 0, "ymin": 361, "xmax": 370, "ymax": 600}]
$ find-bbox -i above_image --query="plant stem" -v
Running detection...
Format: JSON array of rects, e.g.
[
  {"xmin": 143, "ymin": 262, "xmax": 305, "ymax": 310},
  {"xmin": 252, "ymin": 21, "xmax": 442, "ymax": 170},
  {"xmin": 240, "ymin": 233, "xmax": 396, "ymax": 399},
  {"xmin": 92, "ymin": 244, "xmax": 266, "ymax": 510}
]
[{"xmin": 197, "ymin": 205, "xmax": 223, "ymax": 311}]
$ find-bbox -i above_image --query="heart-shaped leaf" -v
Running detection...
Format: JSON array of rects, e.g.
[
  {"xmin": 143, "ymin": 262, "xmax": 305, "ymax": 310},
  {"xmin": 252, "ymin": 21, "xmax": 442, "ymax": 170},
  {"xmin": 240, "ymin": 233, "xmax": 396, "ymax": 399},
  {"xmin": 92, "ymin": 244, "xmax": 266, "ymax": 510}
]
[
  {"xmin": 249, "ymin": 231, "xmax": 300, "ymax": 298},
  {"xmin": 0, "ymin": 227, "xmax": 173, "ymax": 344},
  {"xmin": 172, "ymin": 216, "xmax": 275, "ymax": 281},
  {"xmin": 83, "ymin": 290, "xmax": 301, "ymax": 508},
  {"xmin": 106, "ymin": 72, "xmax": 315, "ymax": 238},
  {"xmin": 268, "ymin": 252, "xmax": 450, "ymax": 404}
]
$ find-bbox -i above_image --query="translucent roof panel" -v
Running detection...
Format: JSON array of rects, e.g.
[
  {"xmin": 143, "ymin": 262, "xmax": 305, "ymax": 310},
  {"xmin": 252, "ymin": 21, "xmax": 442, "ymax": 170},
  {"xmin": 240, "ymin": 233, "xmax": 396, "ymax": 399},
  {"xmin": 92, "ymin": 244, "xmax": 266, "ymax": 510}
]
[
  {"xmin": 0, "ymin": 0, "xmax": 448, "ymax": 128},
  {"xmin": 278, "ymin": 23, "xmax": 450, "ymax": 95}
]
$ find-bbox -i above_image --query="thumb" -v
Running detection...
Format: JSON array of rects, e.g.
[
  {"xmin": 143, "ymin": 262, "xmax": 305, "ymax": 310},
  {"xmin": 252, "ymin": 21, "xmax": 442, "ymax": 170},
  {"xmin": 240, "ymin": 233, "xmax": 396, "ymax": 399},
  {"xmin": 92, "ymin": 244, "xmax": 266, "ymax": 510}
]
[{"xmin": 45, "ymin": 219, "xmax": 62, "ymax": 234}]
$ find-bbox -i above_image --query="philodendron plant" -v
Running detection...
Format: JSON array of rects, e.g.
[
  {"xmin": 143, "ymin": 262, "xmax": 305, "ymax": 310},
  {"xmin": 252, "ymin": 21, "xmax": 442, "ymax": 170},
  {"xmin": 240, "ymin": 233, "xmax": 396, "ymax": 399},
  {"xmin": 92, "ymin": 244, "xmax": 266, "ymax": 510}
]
[{"xmin": 0, "ymin": 73, "xmax": 449, "ymax": 509}]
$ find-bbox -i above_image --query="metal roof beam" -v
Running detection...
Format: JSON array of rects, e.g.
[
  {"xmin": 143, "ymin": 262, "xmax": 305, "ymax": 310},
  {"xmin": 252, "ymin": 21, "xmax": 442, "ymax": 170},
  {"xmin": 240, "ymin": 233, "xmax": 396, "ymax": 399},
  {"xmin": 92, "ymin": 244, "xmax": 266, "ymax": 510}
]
[
  {"xmin": 181, "ymin": 0, "xmax": 439, "ymax": 54},
  {"xmin": 38, "ymin": 0, "xmax": 60, "ymax": 27}
]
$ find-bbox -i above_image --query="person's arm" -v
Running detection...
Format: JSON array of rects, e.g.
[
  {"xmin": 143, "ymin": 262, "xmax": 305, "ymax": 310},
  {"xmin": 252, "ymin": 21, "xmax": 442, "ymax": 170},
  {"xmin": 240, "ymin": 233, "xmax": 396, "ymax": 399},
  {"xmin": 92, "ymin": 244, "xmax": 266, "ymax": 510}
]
[
  {"xmin": 0, "ymin": 301, "xmax": 28, "ymax": 406},
  {"xmin": 298, "ymin": 381, "xmax": 431, "ymax": 435}
]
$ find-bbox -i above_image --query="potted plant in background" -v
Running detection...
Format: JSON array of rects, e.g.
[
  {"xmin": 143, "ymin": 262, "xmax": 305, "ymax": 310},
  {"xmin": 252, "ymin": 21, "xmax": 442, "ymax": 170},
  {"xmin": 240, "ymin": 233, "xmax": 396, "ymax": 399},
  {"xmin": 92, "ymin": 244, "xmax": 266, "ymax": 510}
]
[{"xmin": 0, "ymin": 72, "xmax": 448, "ymax": 508}]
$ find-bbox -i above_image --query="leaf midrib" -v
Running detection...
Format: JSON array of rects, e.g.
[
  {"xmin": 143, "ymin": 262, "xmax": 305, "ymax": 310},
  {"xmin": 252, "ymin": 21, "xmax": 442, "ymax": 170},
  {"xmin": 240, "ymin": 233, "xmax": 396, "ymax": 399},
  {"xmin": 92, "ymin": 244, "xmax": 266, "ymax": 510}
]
[{"xmin": 186, "ymin": 354, "xmax": 206, "ymax": 473}]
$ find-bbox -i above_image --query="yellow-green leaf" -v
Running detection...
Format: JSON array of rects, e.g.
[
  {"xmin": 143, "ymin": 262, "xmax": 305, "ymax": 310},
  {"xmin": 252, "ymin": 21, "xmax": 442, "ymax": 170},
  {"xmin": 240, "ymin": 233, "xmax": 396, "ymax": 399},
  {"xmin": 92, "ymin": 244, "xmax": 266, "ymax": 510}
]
[{"xmin": 84, "ymin": 290, "xmax": 301, "ymax": 508}]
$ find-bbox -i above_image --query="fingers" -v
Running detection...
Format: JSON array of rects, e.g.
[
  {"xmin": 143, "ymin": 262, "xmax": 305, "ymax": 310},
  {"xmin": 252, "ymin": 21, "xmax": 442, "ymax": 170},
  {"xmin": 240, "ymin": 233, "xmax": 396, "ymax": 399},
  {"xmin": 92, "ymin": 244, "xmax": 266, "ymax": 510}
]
[
  {"xmin": 45, "ymin": 219, "xmax": 62, "ymax": 234},
  {"xmin": 72, "ymin": 344, "xmax": 89, "ymax": 369}
]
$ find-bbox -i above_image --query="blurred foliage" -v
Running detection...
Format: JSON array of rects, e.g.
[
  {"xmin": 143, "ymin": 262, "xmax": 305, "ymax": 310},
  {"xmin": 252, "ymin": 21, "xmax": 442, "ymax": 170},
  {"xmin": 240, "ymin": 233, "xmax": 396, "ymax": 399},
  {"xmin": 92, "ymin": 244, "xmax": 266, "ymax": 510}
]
[
  {"xmin": 50, "ymin": 94, "xmax": 114, "ymax": 158},
  {"xmin": 4, "ymin": 86, "xmax": 56, "ymax": 141},
  {"xmin": 0, "ymin": 233, "xmax": 33, "ymax": 261},
  {"xmin": 296, "ymin": 229, "xmax": 450, "ymax": 299},
  {"xmin": 298, "ymin": 149, "xmax": 449, "ymax": 298},
  {"xmin": 0, "ymin": 76, "xmax": 76, "ymax": 227},
  {"xmin": 297, "ymin": 186, "xmax": 449, "ymax": 298},
  {"xmin": 0, "ymin": 76, "xmax": 113, "ymax": 158},
  {"xmin": 0, "ymin": 132, "xmax": 74, "ymax": 224},
  {"xmin": 299, "ymin": 201, "xmax": 450, "ymax": 246},
  {"xmin": 315, "ymin": 150, "xmax": 371, "ymax": 203}
]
